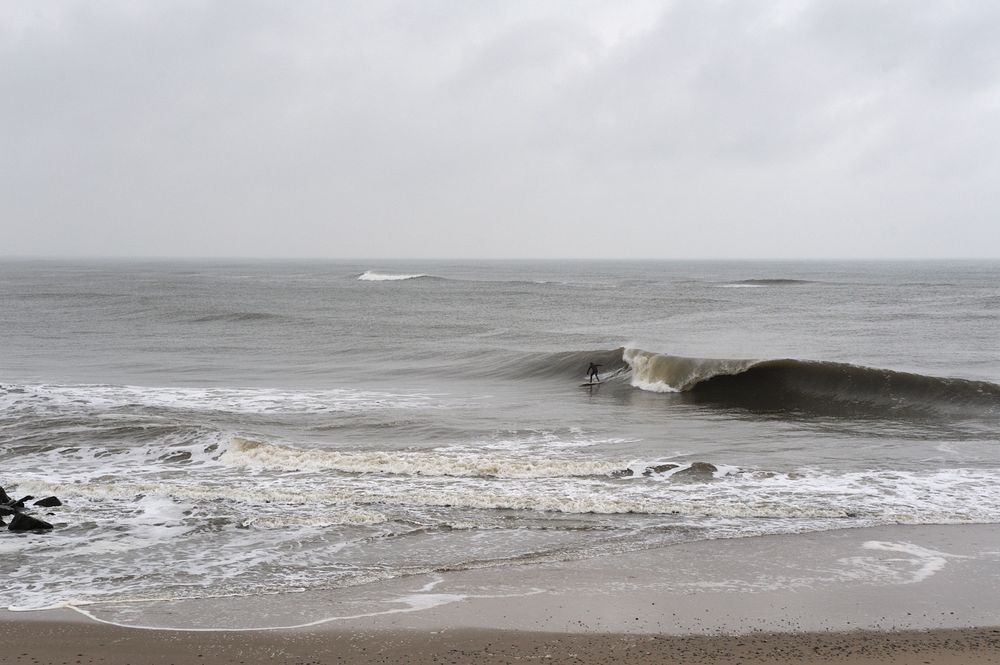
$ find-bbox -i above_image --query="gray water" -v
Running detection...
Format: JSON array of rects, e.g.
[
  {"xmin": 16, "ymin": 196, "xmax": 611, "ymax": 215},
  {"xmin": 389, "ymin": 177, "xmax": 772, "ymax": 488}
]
[{"xmin": 1, "ymin": 259, "xmax": 998, "ymax": 617}]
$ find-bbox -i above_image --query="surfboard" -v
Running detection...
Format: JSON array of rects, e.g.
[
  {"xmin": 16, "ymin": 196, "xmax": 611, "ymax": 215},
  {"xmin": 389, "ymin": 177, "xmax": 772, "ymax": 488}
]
[{"xmin": 580, "ymin": 381, "xmax": 601, "ymax": 387}]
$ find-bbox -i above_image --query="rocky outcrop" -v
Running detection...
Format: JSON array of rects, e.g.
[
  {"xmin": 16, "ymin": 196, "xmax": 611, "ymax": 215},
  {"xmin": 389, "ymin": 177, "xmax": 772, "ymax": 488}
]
[
  {"xmin": 8, "ymin": 513, "xmax": 53, "ymax": 531},
  {"xmin": 1, "ymin": 485, "xmax": 60, "ymax": 532},
  {"xmin": 672, "ymin": 462, "xmax": 718, "ymax": 479},
  {"xmin": 642, "ymin": 463, "xmax": 679, "ymax": 476}
]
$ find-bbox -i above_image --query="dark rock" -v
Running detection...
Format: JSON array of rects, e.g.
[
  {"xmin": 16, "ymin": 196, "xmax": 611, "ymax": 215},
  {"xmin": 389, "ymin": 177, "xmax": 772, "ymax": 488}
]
[
  {"xmin": 0, "ymin": 505, "xmax": 17, "ymax": 516},
  {"xmin": 642, "ymin": 463, "xmax": 679, "ymax": 476},
  {"xmin": 33, "ymin": 496, "xmax": 62, "ymax": 508},
  {"xmin": 11, "ymin": 495, "xmax": 35, "ymax": 508},
  {"xmin": 610, "ymin": 468, "xmax": 634, "ymax": 478},
  {"xmin": 8, "ymin": 513, "xmax": 53, "ymax": 531},
  {"xmin": 672, "ymin": 462, "xmax": 718, "ymax": 479},
  {"xmin": 0, "ymin": 486, "xmax": 11, "ymax": 503}
]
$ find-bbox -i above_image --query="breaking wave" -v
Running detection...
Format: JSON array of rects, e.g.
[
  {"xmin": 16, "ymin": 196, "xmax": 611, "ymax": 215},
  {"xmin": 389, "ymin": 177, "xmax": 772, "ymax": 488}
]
[
  {"xmin": 622, "ymin": 348, "xmax": 1000, "ymax": 415},
  {"xmin": 512, "ymin": 347, "xmax": 1000, "ymax": 416},
  {"xmin": 357, "ymin": 271, "xmax": 431, "ymax": 281}
]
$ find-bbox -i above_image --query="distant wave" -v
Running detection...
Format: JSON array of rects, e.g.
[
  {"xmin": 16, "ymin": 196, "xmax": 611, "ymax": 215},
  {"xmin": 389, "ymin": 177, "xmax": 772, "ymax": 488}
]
[
  {"xmin": 190, "ymin": 312, "xmax": 284, "ymax": 323},
  {"xmin": 623, "ymin": 348, "xmax": 1000, "ymax": 415},
  {"xmin": 357, "ymin": 270, "xmax": 431, "ymax": 281},
  {"xmin": 718, "ymin": 279, "xmax": 815, "ymax": 288},
  {"xmin": 736, "ymin": 279, "xmax": 814, "ymax": 285}
]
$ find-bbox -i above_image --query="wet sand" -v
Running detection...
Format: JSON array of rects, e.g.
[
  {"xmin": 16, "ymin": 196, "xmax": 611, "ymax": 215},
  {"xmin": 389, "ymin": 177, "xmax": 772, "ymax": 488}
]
[
  {"xmin": 3, "ymin": 621, "xmax": 1000, "ymax": 664},
  {"xmin": 4, "ymin": 525, "xmax": 1000, "ymax": 664}
]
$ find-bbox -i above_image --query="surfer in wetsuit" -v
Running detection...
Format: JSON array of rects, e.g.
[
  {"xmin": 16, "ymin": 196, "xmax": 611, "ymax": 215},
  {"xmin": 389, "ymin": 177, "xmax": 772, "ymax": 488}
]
[{"xmin": 587, "ymin": 362, "xmax": 601, "ymax": 383}]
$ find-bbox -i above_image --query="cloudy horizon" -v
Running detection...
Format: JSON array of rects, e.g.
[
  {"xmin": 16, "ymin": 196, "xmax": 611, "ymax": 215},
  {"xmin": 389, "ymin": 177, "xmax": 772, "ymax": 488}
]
[{"xmin": 3, "ymin": 1, "xmax": 999, "ymax": 260}]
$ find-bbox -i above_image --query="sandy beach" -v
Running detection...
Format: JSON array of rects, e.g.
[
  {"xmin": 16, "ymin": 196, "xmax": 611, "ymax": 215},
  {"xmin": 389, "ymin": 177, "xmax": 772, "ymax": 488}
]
[
  {"xmin": 3, "ymin": 621, "xmax": 1000, "ymax": 664},
  {"xmin": 5, "ymin": 524, "xmax": 999, "ymax": 664}
]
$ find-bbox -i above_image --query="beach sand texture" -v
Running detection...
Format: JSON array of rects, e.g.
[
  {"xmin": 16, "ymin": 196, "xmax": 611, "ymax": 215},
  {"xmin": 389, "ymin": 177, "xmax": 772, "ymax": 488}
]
[{"xmin": 3, "ymin": 622, "xmax": 1000, "ymax": 664}]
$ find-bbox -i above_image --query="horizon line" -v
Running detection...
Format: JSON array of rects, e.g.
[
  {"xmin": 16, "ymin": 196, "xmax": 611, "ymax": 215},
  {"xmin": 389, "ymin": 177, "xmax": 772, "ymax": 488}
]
[{"xmin": 2, "ymin": 255, "xmax": 999, "ymax": 263}]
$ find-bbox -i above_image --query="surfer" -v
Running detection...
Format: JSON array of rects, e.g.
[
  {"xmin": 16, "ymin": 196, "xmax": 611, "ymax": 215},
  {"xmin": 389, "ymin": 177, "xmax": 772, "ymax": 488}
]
[{"xmin": 587, "ymin": 362, "xmax": 601, "ymax": 383}]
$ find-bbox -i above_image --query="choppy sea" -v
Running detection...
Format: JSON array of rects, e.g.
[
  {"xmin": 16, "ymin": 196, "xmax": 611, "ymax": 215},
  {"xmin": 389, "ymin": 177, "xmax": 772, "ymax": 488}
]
[{"xmin": 2, "ymin": 259, "xmax": 998, "ymax": 618}]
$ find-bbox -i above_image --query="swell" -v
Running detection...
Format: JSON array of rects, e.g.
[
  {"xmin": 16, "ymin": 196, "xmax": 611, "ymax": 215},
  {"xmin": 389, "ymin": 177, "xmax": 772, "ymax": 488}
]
[
  {"xmin": 624, "ymin": 348, "xmax": 1000, "ymax": 416},
  {"xmin": 731, "ymin": 278, "xmax": 814, "ymax": 285},
  {"xmin": 189, "ymin": 312, "xmax": 286, "ymax": 323}
]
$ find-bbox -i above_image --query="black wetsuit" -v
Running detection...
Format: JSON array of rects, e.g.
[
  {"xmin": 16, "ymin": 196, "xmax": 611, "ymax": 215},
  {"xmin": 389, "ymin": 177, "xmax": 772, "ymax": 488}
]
[{"xmin": 587, "ymin": 363, "xmax": 601, "ymax": 382}]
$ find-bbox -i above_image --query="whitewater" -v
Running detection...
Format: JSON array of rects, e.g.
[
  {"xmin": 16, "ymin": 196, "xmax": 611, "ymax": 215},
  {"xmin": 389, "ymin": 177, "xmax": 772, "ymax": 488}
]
[{"xmin": 1, "ymin": 259, "xmax": 998, "ymax": 618}]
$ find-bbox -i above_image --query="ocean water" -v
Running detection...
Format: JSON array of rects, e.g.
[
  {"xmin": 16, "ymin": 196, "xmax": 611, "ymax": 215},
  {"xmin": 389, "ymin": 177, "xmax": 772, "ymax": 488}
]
[{"xmin": 1, "ymin": 259, "xmax": 999, "ymax": 616}]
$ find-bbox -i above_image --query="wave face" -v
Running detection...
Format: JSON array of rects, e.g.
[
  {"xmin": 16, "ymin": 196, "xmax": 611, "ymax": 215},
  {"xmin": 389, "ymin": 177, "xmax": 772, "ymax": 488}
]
[
  {"xmin": 357, "ymin": 270, "xmax": 430, "ymax": 281},
  {"xmin": 623, "ymin": 348, "xmax": 1000, "ymax": 416},
  {"xmin": 511, "ymin": 348, "xmax": 630, "ymax": 380}
]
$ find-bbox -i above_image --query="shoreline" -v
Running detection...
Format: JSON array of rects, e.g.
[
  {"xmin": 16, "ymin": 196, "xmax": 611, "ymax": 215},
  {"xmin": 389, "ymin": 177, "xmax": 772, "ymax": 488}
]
[{"xmin": 4, "ymin": 524, "xmax": 1000, "ymax": 663}]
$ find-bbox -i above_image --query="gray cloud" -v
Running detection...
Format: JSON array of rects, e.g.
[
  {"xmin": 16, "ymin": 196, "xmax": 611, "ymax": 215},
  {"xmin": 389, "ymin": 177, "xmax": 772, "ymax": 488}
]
[{"xmin": 2, "ymin": 0, "xmax": 998, "ymax": 258}]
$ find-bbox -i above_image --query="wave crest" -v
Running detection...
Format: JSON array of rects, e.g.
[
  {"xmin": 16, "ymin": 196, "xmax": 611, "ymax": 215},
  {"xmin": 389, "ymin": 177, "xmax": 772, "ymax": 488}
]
[
  {"xmin": 624, "ymin": 349, "xmax": 756, "ymax": 393},
  {"xmin": 357, "ymin": 271, "xmax": 429, "ymax": 281}
]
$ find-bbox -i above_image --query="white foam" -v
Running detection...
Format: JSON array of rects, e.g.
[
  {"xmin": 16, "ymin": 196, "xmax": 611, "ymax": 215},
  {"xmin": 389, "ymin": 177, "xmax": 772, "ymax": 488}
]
[
  {"xmin": 629, "ymin": 378, "xmax": 681, "ymax": 393},
  {"xmin": 448, "ymin": 429, "xmax": 638, "ymax": 452},
  {"xmin": 357, "ymin": 270, "xmax": 428, "ymax": 281},
  {"xmin": 20, "ymin": 460, "xmax": 1000, "ymax": 523},
  {"xmin": 58, "ymin": 578, "xmax": 544, "ymax": 632},
  {"xmin": 240, "ymin": 510, "xmax": 386, "ymax": 529},
  {"xmin": 223, "ymin": 437, "xmax": 628, "ymax": 479},
  {"xmin": 7, "ymin": 384, "xmax": 441, "ymax": 415},
  {"xmin": 838, "ymin": 541, "xmax": 966, "ymax": 585}
]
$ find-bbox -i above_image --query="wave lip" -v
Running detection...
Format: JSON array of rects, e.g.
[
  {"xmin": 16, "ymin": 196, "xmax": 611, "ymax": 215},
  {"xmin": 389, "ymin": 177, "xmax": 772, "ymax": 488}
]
[
  {"xmin": 357, "ymin": 270, "xmax": 429, "ymax": 281},
  {"xmin": 624, "ymin": 349, "xmax": 756, "ymax": 393}
]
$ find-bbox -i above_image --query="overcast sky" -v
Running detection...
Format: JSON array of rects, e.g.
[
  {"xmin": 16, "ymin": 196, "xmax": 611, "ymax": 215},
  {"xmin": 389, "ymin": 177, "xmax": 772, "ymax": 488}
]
[{"xmin": 2, "ymin": 1, "xmax": 999, "ymax": 259}]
